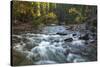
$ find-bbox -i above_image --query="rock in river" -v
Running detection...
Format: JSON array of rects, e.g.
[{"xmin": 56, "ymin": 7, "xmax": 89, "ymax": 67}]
[
  {"xmin": 64, "ymin": 38, "xmax": 73, "ymax": 42},
  {"xmin": 79, "ymin": 34, "xmax": 89, "ymax": 40}
]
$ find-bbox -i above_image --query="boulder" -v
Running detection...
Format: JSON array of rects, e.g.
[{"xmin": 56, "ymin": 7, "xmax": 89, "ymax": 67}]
[
  {"xmin": 11, "ymin": 49, "xmax": 33, "ymax": 66},
  {"xmin": 64, "ymin": 38, "xmax": 73, "ymax": 42},
  {"xmin": 79, "ymin": 34, "xmax": 89, "ymax": 40}
]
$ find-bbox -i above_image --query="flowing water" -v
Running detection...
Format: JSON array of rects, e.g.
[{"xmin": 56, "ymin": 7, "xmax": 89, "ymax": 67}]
[{"xmin": 12, "ymin": 25, "xmax": 96, "ymax": 65}]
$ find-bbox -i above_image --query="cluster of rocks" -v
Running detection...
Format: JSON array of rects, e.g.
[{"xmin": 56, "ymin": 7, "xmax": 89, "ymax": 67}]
[{"xmin": 63, "ymin": 31, "xmax": 97, "ymax": 62}]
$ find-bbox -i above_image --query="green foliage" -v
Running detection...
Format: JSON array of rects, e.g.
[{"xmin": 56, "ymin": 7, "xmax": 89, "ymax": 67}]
[
  {"xmin": 32, "ymin": 16, "xmax": 43, "ymax": 29},
  {"xmin": 12, "ymin": 1, "xmax": 33, "ymax": 22},
  {"xmin": 12, "ymin": 1, "xmax": 97, "ymax": 28},
  {"xmin": 43, "ymin": 12, "xmax": 58, "ymax": 25},
  {"xmin": 32, "ymin": 12, "xmax": 58, "ymax": 29},
  {"xmin": 47, "ymin": 12, "xmax": 57, "ymax": 18},
  {"xmin": 65, "ymin": 5, "xmax": 96, "ymax": 24}
]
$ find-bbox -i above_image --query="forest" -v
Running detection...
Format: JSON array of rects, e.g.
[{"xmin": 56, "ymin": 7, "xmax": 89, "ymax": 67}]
[{"xmin": 11, "ymin": 1, "xmax": 97, "ymax": 66}]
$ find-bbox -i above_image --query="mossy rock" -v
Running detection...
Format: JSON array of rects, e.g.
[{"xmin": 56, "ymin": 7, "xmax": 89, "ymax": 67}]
[{"xmin": 12, "ymin": 50, "xmax": 33, "ymax": 66}]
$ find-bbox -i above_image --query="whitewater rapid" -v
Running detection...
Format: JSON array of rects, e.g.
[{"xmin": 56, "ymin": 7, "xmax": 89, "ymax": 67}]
[
  {"xmin": 12, "ymin": 33, "xmax": 89, "ymax": 64},
  {"xmin": 12, "ymin": 25, "xmax": 96, "ymax": 65}
]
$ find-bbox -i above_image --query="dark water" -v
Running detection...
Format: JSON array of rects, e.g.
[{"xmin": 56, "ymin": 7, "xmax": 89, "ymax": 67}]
[{"xmin": 12, "ymin": 25, "xmax": 97, "ymax": 65}]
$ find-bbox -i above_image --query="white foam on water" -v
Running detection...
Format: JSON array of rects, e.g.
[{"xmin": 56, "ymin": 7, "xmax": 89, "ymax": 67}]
[
  {"xmin": 71, "ymin": 40, "xmax": 85, "ymax": 46},
  {"xmin": 12, "ymin": 29, "xmax": 88, "ymax": 64}
]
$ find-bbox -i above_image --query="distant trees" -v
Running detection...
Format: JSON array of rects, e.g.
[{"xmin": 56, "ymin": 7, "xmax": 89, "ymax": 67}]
[
  {"xmin": 12, "ymin": 1, "xmax": 97, "ymax": 28},
  {"xmin": 12, "ymin": 1, "xmax": 33, "ymax": 22},
  {"xmin": 12, "ymin": 1, "xmax": 57, "ymax": 20},
  {"xmin": 65, "ymin": 5, "xmax": 97, "ymax": 24},
  {"xmin": 12, "ymin": 1, "xmax": 58, "ymax": 29}
]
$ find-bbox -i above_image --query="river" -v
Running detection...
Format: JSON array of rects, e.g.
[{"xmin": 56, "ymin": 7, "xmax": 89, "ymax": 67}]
[{"xmin": 12, "ymin": 25, "xmax": 97, "ymax": 65}]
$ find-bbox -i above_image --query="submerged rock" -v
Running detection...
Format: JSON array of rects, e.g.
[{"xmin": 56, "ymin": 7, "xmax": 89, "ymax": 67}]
[
  {"xmin": 56, "ymin": 32, "xmax": 67, "ymax": 35},
  {"xmin": 72, "ymin": 33, "xmax": 77, "ymax": 36}
]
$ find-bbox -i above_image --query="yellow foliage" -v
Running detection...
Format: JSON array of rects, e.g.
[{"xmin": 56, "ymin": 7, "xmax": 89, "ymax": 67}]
[
  {"xmin": 47, "ymin": 12, "xmax": 57, "ymax": 19},
  {"xmin": 68, "ymin": 8, "xmax": 79, "ymax": 14},
  {"xmin": 75, "ymin": 16, "xmax": 87, "ymax": 23},
  {"xmin": 75, "ymin": 16, "xmax": 81, "ymax": 22}
]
